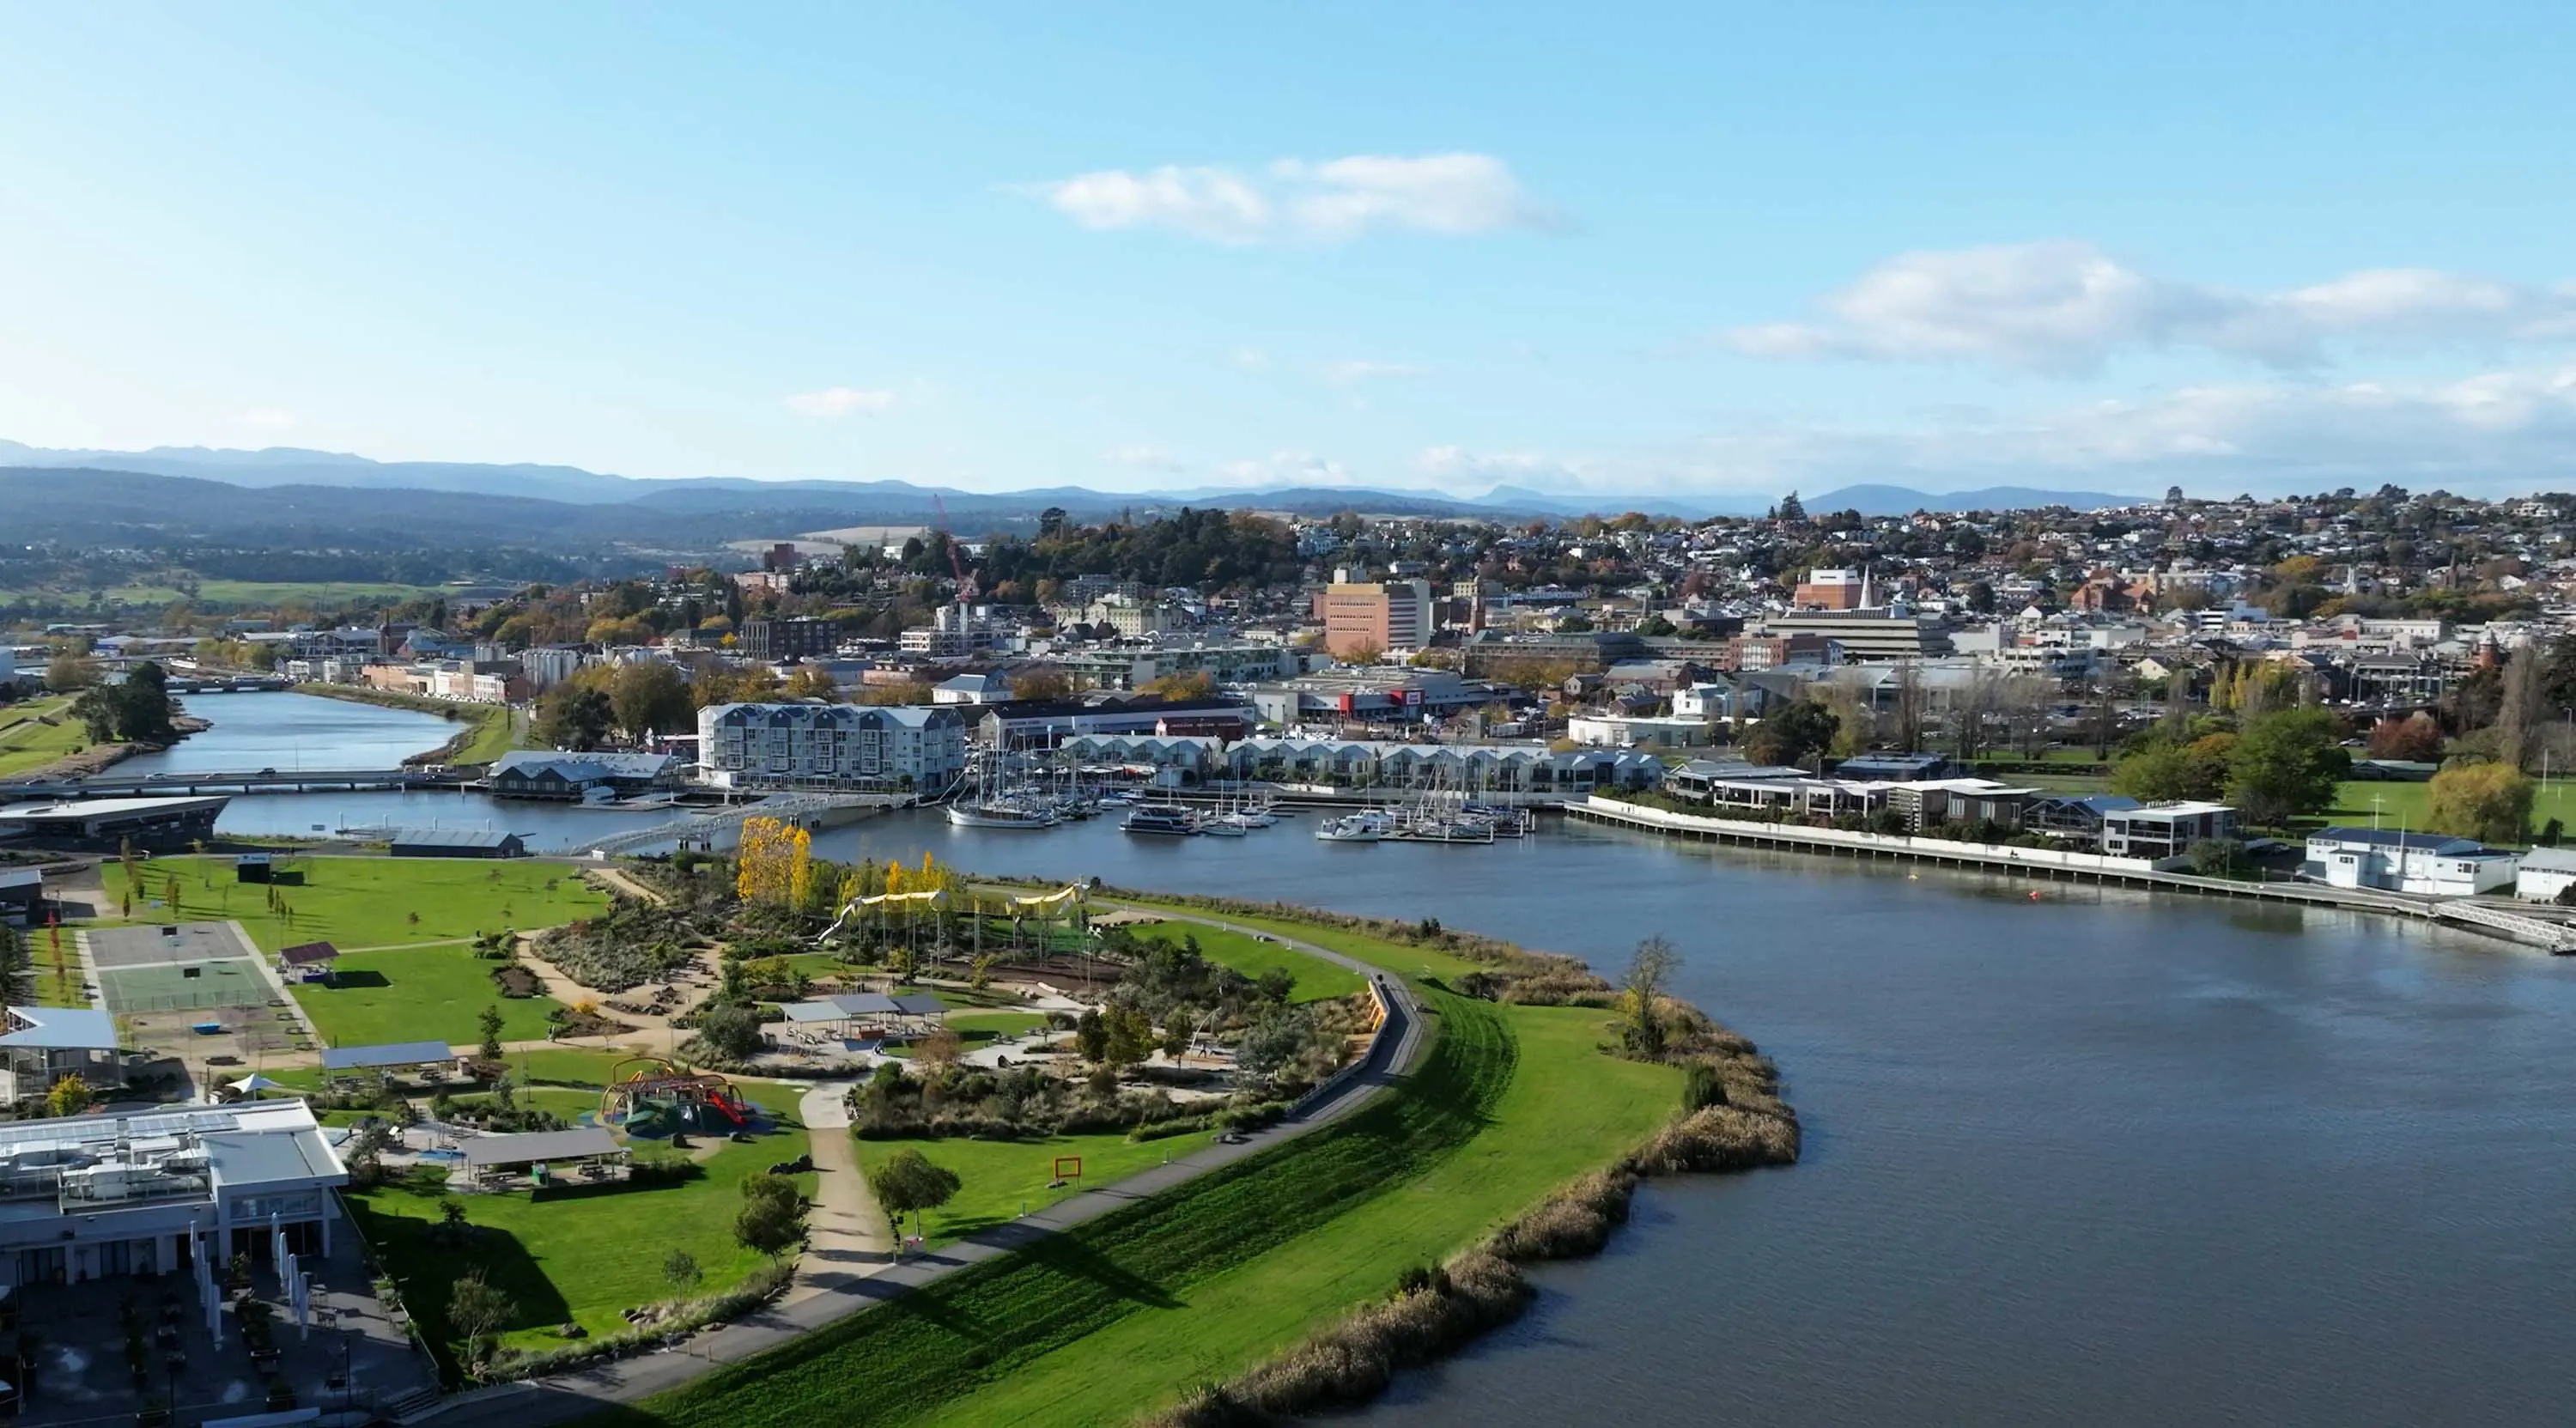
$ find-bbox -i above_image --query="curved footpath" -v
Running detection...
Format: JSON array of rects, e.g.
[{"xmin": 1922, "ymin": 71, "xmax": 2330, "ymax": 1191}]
[{"xmin": 415, "ymin": 910, "xmax": 1425, "ymax": 1427}]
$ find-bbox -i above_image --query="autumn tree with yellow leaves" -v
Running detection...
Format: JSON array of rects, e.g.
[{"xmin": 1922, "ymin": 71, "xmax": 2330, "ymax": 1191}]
[{"xmin": 735, "ymin": 817, "xmax": 812, "ymax": 907}]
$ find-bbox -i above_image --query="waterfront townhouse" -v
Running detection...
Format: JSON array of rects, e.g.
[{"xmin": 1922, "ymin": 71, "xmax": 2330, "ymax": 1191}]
[
  {"xmin": 696, "ymin": 702, "xmax": 968, "ymax": 792},
  {"xmin": 2301, "ymin": 828, "xmax": 2518, "ymax": 896}
]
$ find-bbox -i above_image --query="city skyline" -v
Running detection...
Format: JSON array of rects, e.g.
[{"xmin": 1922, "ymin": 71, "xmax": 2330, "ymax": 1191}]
[{"xmin": 5, "ymin": 3, "xmax": 2573, "ymax": 499}]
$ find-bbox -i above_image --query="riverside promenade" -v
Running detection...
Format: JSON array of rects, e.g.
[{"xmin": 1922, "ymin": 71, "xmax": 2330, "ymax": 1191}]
[{"xmin": 1569, "ymin": 794, "xmax": 2576, "ymax": 953}]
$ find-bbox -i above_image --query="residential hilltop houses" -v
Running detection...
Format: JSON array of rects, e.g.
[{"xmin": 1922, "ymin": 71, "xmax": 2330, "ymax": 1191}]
[{"xmin": 33, "ymin": 485, "xmax": 2576, "ymax": 900}]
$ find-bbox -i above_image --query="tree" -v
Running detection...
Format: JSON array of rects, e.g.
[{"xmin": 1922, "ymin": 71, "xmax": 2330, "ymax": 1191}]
[
  {"xmin": 1745, "ymin": 700, "xmax": 1838, "ymax": 769},
  {"xmin": 1337, "ymin": 639, "xmax": 1385, "ymax": 668},
  {"xmin": 44, "ymin": 1073, "xmax": 90, "ymax": 1118},
  {"xmin": 1074, "ymin": 1007, "xmax": 1109, "ymax": 1062},
  {"xmin": 2227, "ymin": 708, "xmax": 2350, "ymax": 826},
  {"xmin": 447, "ymin": 1270, "xmax": 515, "ymax": 1357},
  {"xmin": 532, "ymin": 685, "xmax": 614, "ymax": 751},
  {"xmin": 43, "ymin": 651, "xmax": 100, "ymax": 691},
  {"xmin": 1144, "ymin": 671, "xmax": 1214, "ymax": 701},
  {"xmin": 1775, "ymin": 490, "xmax": 1807, "ymax": 523},
  {"xmin": 347, "ymin": 1120, "xmax": 396, "ymax": 1184},
  {"xmin": 872, "ymin": 1147, "xmax": 961, "ymax": 1251},
  {"xmin": 663, "ymin": 1248, "xmax": 702, "ymax": 1294},
  {"xmin": 2367, "ymin": 713, "xmax": 2443, "ymax": 763},
  {"xmin": 695, "ymin": 1000, "xmax": 765, "ymax": 1060},
  {"xmin": 1012, "ymin": 665, "xmax": 1072, "ymax": 702},
  {"xmin": 611, "ymin": 659, "xmax": 695, "ymax": 742},
  {"xmin": 2497, "ymin": 645, "xmax": 2549, "ymax": 770},
  {"xmin": 477, "ymin": 1004, "xmax": 504, "ymax": 1060},
  {"xmin": 734, "ymin": 1172, "xmax": 808, "ymax": 1255},
  {"xmin": 1160, "ymin": 1010, "xmax": 1195, "ymax": 1063},
  {"xmin": 1620, "ymin": 936, "xmax": 1681, "ymax": 1056},
  {"xmin": 2426, "ymin": 763, "xmax": 2534, "ymax": 845}
]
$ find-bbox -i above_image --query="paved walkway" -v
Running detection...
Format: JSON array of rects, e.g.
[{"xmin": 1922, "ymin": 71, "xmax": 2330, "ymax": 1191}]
[
  {"xmin": 780, "ymin": 1081, "xmax": 895, "ymax": 1306},
  {"xmin": 416, "ymin": 909, "xmax": 1424, "ymax": 1426}
]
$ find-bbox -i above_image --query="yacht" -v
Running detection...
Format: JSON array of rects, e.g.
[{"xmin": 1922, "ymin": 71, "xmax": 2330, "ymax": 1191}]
[
  {"xmin": 945, "ymin": 800, "xmax": 1059, "ymax": 829},
  {"xmin": 1198, "ymin": 814, "xmax": 1248, "ymax": 836},
  {"xmin": 1121, "ymin": 806, "xmax": 1200, "ymax": 836},
  {"xmin": 1313, "ymin": 811, "xmax": 1388, "ymax": 843}
]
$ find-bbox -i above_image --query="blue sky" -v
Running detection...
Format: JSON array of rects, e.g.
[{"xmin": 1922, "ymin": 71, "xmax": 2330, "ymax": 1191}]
[{"xmin": 4, "ymin": 2, "xmax": 2573, "ymax": 500}]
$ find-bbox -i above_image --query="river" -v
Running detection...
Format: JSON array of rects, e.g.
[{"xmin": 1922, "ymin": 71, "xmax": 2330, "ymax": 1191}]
[{"xmin": 169, "ymin": 693, "xmax": 2576, "ymax": 1425}]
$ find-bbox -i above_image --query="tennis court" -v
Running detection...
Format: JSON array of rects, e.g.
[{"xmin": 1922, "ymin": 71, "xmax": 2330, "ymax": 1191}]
[{"xmin": 98, "ymin": 958, "xmax": 274, "ymax": 1013}]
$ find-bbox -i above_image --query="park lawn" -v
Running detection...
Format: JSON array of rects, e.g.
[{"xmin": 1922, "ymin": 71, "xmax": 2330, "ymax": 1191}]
[
  {"xmin": 502, "ymin": 1046, "xmax": 653, "ymax": 1087},
  {"xmin": 1126, "ymin": 922, "xmax": 1365, "ymax": 1003},
  {"xmin": 944, "ymin": 1009, "xmax": 1048, "ymax": 1039},
  {"xmin": 100, "ymin": 855, "xmax": 605, "ymax": 951},
  {"xmin": 348, "ymin": 1121, "xmax": 815, "ymax": 1369},
  {"xmin": 855, "ymin": 1127, "xmax": 1216, "ymax": 1247},
  {"xmin": 446, "ymin": 1086, "xmax": 605, "ymax": 1122},
  {"xmin": 620, "ymin": 989, "xmax": 1518, "ymax": 1428},
  {"xmin": 0, "ymin": 696, "xmax": 92, "ymax": 777},
  {"xmin": 2328, "ymin": 777, "xmax": 2576, "ymax": 842},
  {"xmin": 1112, "ymin": 899, "xmax": 1485, "ymax": 981},
  {"xmin": 295, "ymin": 945, "xmax": 562, "ymax": 1048},
  {"xmin": 920, "ymin": 1002, "xmax": 1682, "ymax": 1427}
]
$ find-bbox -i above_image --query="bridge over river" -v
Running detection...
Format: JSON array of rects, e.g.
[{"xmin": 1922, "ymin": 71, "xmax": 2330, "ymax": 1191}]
[{"xmin": 0, "ymin": 766, "xmax": 466, "ymax": 802}]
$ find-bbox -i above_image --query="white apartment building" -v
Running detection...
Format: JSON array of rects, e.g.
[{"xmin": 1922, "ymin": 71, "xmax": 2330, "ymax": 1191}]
[{"xmin": 696, "ymin": 702, "xmax": 968, "ymax": 792}]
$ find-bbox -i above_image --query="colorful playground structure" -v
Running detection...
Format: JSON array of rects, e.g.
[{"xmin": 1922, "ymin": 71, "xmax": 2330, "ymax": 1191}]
[{"xmin": 598, "ymin": 1057, "xmax": 755, "ymax": 1138}]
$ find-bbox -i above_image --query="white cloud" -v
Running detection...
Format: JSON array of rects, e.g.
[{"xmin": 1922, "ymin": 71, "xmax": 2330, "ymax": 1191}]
[
  {"xmin": 1321, "ymin": 360, "xmax": 1427, "ymax": 386},
  {"xmin": 1233, "ymin": 347, "xmax": 1270, "ymax": 370},
  {"xmin": 1727, "ymin": 241, "xmax": 2576, "ymax": 374},
  {"xmin": 236, "ymin": 408, "xmax": 296, "ymax": 429},
  {"xmin": 1413, "ymin": 446, "xmax": 1600, "ymax": 491},
  {"xmin": 783, "ymin": 386, "xmax": 896, "ymax": 417},
  {"xmin": 1027, "ymin": 152, "xmax": 1555, "ymax": 244}
]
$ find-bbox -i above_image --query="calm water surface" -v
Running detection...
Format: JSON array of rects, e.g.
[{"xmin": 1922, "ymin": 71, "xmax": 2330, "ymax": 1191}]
[
  {"xmin": 169, "ymin": 696, "xmax": 2576, "ymax": 1425},
  {"xmin": 827, "ymin": 813, "xmax": 2576, "ymax": 1428}
]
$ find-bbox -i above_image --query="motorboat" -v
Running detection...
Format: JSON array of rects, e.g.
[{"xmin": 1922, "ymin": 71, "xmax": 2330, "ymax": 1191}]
[
  {"xmin": 1198, "ymin": 814, "xmax": 1247, "ymax": 836},
  {"xmin": 1121, "ymin": 806, "xmax": 1200, "ymax": 836},
  {"xmin": 1313, "ymin": 812, "xmax": 1388, "ymax": 843}
]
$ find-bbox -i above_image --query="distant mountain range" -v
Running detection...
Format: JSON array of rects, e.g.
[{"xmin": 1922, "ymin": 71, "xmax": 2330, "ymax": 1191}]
[{"xmin": 0, "ymin": 439, "xmax": 2149, "ymax": 534}]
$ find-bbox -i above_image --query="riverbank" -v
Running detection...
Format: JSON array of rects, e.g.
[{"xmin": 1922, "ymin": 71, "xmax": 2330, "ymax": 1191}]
[
  {"xmin": 0, "ymin": 700, "xmax": 207, "ymax": 782},
  {"xmin": 291, "ymin": 682, "xmax": 523, "ymax": 764},
  {"xmin": 1571, "ymin": 793, "xmax": 2576, "ymax": 954}
]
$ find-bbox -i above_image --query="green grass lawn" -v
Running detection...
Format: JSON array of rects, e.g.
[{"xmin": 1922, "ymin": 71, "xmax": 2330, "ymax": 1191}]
[
  {"xmin": 0, "ymin": 696, "xmax": 93, "ymax": 777},
  {"xmin": 348, "ymin": 1121, "xmax": 814, "ymax": 1370},
  {"xmin": 297, "ymin": 945, "xmax": 562, "ymax": 1048},
  {"xmin": 101, "ymin": 855, "xmax": 605, "ymax": 950},
  {"xmin": 1125, "ymin": 922, "xmax": 1365, "ymax": 1003},
  {"xmin": 943, "ymin": 1009, "xmax": 1048, "ymax": 1038},
  {"xmin": 1109, "ymin": 900, "xmax": 1486, "ymax": 981},
  {"xmin": 2323, "ymin": 777, "xmax": 2576, "ymax": 844},
  {"xmin": 856, "ymin": 1127, "xmax": 1215, "ymax": 1246},
  {"xmin": 925, "ymin": 1003, "xmax": 1678, "ymax": 1427}
]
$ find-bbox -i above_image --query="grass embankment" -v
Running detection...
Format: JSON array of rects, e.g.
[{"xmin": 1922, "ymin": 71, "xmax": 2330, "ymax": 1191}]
[
  {"xmin": 347, "ymin": 1119, "xmax": 815, "ymax": 1368},
  {"xmin": 0, "ymin": 695, "xmax": 93, "ymax": 777},
  {"xmin": 1127, "ymin": 922, "xmax": 1366, "ymax": 1003},
  {"xmin": 614, "ymin": 988, "xmax": 1516, "ymax": 1428},
  {"xmin": 933, "ymin": 1004, "xmax": 1677, "ymax": 1427},
  {"xmin": 856, "ymin": 1127, "xmax": 1218, "ymax": 1247},
  {"xmin": 290, "ymin": 682, "xmax": 526, "ymax": 763}
]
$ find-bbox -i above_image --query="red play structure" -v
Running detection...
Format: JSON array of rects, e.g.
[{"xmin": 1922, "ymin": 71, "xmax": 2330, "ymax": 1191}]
[{"xmin": 598, "ymin": 1056, "xmax": 751, "ymax": 1136}]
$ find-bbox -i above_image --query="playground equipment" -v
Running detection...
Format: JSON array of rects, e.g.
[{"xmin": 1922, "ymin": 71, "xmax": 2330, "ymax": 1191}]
[
  {"xmin": 598, "ymin": 1056, "xmax": 753, "ymax": 1138},
  {"xmin": 816, "ymin": 887, "xmax": 945, "ymax": 946}
]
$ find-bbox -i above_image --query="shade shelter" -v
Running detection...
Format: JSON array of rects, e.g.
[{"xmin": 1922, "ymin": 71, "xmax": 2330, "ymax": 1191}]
[
  {"xmin": 457, "ymin": 1126, "xmax": 629, "ymax": 1188},
  {"xmin": 776, "ymin": 992, "xmax": 948, "ymax": 1045},
  {"xmin": 318, "ymin": 1040, "xmax": 457, "ymax": 1084}
]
